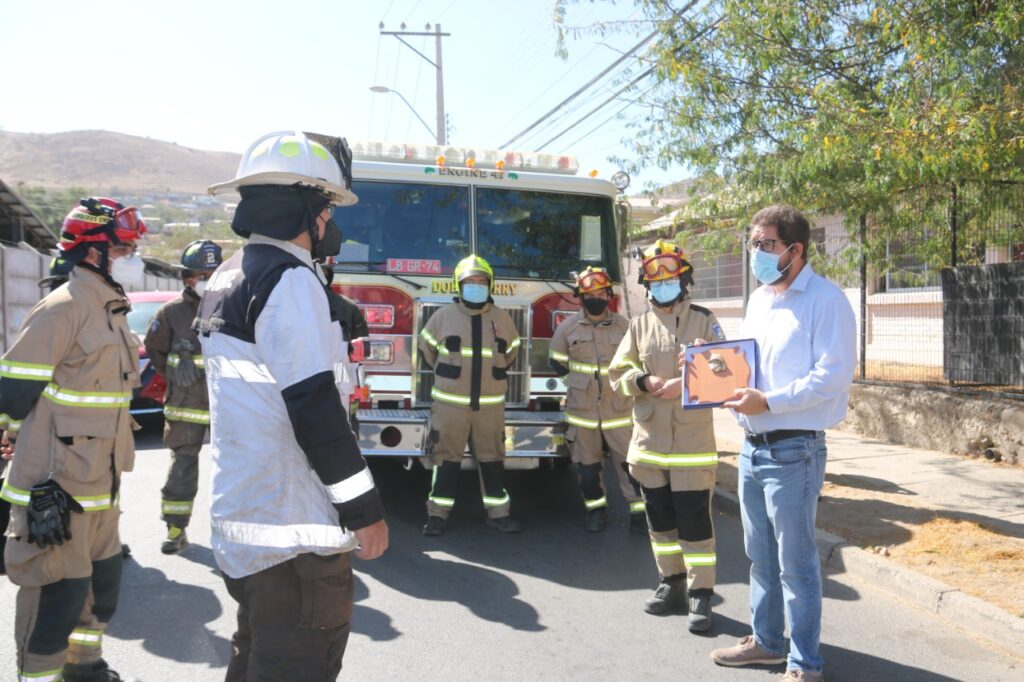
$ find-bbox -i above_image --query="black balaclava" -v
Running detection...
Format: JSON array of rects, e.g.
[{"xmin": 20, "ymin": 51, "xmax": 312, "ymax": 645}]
[{"xmin": 232, "ymin": 185, "xmax": 317, "ymax": 240}]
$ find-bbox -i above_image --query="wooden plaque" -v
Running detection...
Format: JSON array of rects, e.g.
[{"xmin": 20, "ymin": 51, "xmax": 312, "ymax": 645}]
[{"xmin": 682, "ymin": 338, "xmax": 758, "ymax": 409}]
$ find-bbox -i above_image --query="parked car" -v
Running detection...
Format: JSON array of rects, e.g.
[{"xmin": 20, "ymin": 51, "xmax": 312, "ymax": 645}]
[{"xmin": 126, "ymin": 290, "xmax": 179, "ymax": 418}]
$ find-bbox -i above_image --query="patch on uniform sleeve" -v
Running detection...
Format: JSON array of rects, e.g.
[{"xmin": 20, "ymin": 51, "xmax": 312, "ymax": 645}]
[
  {"xmin": 712, "ymin": 322, "xmax": 725, "ymax": 340},
  {"xmin": 149, "ymin": 319, "xmax": 160, "ymax": 333}
]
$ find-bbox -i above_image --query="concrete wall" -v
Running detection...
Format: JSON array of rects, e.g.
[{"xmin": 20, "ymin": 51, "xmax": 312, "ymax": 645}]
[
  {"xmin": 0, "ymin": 242, "xmax": 179, "ymax": 353},
  {"xmin": 842, "ymin": 383, "xmax": 1024, "ymax": 465}
]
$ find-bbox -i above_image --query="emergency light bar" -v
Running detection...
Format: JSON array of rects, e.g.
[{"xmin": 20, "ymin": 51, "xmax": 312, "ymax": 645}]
[{"xmin": 350, "ymin": 141, "xmax": 580, "ymax": 176}]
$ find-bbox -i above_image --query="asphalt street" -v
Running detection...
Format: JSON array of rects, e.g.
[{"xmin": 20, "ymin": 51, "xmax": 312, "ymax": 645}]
[{"xmin": 0, "ymin": 427, "xmax": 1020, "ymax": 681}]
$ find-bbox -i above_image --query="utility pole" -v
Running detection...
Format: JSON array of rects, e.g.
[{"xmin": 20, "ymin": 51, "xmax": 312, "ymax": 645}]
[{"xmin": 380, "ymin": 23, "xmax": 451, "ymax": 145}]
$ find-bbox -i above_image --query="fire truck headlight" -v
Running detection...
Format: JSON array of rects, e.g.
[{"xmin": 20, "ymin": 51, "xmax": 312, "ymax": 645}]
[{"xmin": 366, "ymin": 340, "xmax": 394, "ymax": 365}]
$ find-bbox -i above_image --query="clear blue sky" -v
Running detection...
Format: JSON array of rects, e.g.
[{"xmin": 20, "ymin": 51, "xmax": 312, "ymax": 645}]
[{"xmin": 0, "ymin": 0, "xmax": 685, "ymax": 191}]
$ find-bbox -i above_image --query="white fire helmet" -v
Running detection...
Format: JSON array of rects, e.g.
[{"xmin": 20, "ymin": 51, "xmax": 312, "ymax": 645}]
[{"xmin": 208, "ymin": 130, "xmax": 358, "ymax": 206}]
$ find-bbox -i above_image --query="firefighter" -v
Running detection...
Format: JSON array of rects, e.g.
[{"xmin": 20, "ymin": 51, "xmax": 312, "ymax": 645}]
[
  {"xmin": 144, "ymin": 239, "xmax": 223, "ymax": 554},
  {"xmin": 549, "ymin": 266, "xmax": 645, "ymax": 533},
  {"xmin": 419, "ymin": 254, "xmax": 522, "ymax": 536},
  {"xmin": 609, "ymin": 238, "xmax": 726, "ymax": 633},
  {"xmin": 200, "ymin": 131, "xmax": 387, "ymax": 679},
  {"xmin": 317, "ymin": 257, "xmax": 369, "ymax": 420},
  {"xmin": 0, "ymin": 197, "xmax": 146, "ymax": 681}
]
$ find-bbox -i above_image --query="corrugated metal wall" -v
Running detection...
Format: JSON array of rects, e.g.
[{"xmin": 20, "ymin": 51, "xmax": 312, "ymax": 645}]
[{"xmin": 0, "ymin": 243, "xmax": 179, "ymax": 353}]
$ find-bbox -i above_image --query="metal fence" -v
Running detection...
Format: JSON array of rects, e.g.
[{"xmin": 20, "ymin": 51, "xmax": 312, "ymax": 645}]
[
  {"xmin": 634, "ymin": 181, "xmax": 1024, "ymax": 398},
  {"xmin": 0, "ymin": 241, "xmax": 180, "ymax": 353}
]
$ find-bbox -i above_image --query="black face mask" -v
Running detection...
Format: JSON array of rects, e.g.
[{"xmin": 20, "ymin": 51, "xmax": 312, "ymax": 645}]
[
  {"xmin": 582, "ymin": 297, "xmax": 609, "ymax": 316},
  {"xmin": 315, "ymin": 218, "xmax": 342, "ymax": 261}
]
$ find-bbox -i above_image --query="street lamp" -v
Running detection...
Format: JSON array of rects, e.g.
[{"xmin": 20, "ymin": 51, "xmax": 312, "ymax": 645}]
[{"xmin": 370, "ymin": 86, "xmax": 439, "ymax": 143}]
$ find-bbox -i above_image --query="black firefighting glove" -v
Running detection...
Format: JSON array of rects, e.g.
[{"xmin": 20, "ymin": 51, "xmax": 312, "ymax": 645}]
[
  {"xmin": 495, "ymin": 337, "xmax": 508, "ymax": 355},
  {"xmin": 443, "ymin": 336, "xmax": 461, "ymax": 353},
  {"xmin": 27, "ymin": 478, "xmax": 84, "ymax": 549},
  {"xmin": 170, "ymin": 338, "xmax": 201, "ymax": 388}
]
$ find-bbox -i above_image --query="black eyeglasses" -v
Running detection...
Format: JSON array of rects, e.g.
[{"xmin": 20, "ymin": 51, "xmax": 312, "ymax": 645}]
[{"xmin": 748, "ymin": 238, "xmax": 789, "ymax": 252}]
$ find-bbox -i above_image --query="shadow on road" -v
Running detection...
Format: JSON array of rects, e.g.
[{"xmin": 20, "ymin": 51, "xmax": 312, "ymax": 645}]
[{"xmin": 106, "ymin": 561, "xmax": 231, "ymax": 669}]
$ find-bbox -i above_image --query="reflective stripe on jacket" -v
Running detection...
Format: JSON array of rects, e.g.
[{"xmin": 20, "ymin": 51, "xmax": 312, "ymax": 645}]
[
  {"xmin": 0, "ymin": 268, "xmax": 139, "ymax": 508},
  {"xmin": 143, "ymin": 289, "xmax": 209, "ymax": 423},
  {"xmin": 418, "ymin": 299, "xmax": 519, "ymax": 412},
  {"xmin": 548, "ymin": 309, "xmax": 631, "ymax": 430},
  {"xmin": 609, "ymin": 298, "xmax": 724, "ymax": 471}
]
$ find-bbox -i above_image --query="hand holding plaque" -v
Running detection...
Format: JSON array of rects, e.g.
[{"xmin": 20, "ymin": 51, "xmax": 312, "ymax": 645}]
[{"xmin": 681, "ymin": 338, "xmax": 757, "ymax": 409}]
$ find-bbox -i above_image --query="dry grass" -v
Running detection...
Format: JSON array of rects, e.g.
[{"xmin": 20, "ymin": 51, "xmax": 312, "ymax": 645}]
[
  {"xmin": 894, "ymin": 518, "xmax": 1024, "ymax": 616},
  {"xmin": 716, "ymin": 455, "xmax": 1024, "ymax": 617}
]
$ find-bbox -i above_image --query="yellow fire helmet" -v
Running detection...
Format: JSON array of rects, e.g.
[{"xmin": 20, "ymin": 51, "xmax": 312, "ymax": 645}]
[
  {"xmin": 575, "ymin": 266, "xmax": 614, "ymax": 295},
  {"xmin": 640, "ymin": 238, "xmax": 693, "ymax": 283},
  {"xmin": 453, "ymin": 254, "xmax": 495, "ymax": 292}
]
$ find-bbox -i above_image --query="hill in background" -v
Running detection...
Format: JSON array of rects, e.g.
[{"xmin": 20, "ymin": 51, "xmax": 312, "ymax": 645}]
[{"xmin": 0, "ymin": 130, "xmax": 240, "ymax": 195}]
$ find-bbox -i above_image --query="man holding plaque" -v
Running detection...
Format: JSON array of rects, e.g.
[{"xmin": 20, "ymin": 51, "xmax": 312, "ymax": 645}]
[
  {"xmin": 609, "ymin": 239, "xmax": 726, "ymax": 632},
  {"xmin": 710, "ymin": 205, "xmax": 855, "ymax": 682}
]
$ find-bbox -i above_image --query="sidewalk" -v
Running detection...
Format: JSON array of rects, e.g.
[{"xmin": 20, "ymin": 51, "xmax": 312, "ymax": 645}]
[{"xmin": 711, "ymin": 410, "xmax": 1024, "ymax": 656}]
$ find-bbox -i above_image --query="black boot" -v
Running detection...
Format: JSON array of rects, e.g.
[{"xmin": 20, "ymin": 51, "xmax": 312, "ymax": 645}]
[
  {"xmin": 644, "ymin": 576, "xmax": 687, "ymax": 615},
  {"xmin": 584, "ymin": 507, "xmax": 608, "ymax": 532},
  {"xmin": 63, "ymin": 659, "xmax": 123, "ymax": 681},
  {"xmin": 422, "ymin": 516, "xmax": 447, "ymax": 536},
  {"xmin": 629, "ymin": 511, "xmax": 648, "ymax": 535},
  {"xmin": 486, "ymin": 515, "xmax": 522, "ymax": 533},
  {"xmin": 687, "ymin": 589, "xmax": 714, "ymax": 632}
]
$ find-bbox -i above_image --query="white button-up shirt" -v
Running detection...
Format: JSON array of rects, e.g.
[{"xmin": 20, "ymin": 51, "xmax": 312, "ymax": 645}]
[{"xmin": 734, "ymin": 263, "xmax": 857, "ymax": 434}]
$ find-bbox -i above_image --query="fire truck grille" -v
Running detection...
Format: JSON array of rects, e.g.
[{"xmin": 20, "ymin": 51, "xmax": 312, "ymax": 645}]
[{"xmin": 414, "ymin": 302, "xmax": 530, "ymax": 408}]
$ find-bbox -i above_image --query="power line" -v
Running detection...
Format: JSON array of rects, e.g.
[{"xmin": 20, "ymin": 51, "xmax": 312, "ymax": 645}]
[
  {"xmin": 498, "ymin": 29, "xmax": 657, "ymax": 149},
  {"xmin": 556, "ymin": 85, "xmax": 653, "ymax": 154},
  {"xmin": 534, "ymin": 66, "xmax": 654, "ymax": 152}
]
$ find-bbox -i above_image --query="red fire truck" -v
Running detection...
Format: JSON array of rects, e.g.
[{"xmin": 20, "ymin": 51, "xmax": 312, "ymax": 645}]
[{"xmin": 333, "ymin": 141, "xmax": 631, "ymax": 468}]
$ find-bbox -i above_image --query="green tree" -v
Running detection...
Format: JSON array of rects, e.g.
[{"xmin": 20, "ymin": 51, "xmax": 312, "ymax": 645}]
[{"xmin": 555, "ymin": 0, "xmax": 1024, "ymax": 268}]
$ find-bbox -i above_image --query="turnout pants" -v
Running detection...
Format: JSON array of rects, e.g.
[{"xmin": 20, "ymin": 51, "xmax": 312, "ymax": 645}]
[
  {"xmin": 161, "ymin": 419, "xmax": 206, "ymax": 528},
  {"xmin": 426, "ymin": 403, "xmax": 511, "ymax": 520},
  {"xmin": 223, "ymin": 552, "xmax": 354, "ymax": 682},
  {"xmin": 630, "ymin": 465, "xmax": 716, "ymax": 593},
  {"xmin": 6, "ymin": 504, "xmax": 122, "ymax": 678},
  {"xmin": 568, "ymin": 423, "xmax": 642, "ymax": 513}
]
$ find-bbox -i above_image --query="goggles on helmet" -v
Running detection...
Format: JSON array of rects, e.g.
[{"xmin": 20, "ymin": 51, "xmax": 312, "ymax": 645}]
[
  {"xmin": 577, "ymin": 268, "xmax": 613, "ymax": 294},
  {"xmin": 111, "ymin": 206, "xmax": 146, "ymax": 242},
  {"xmin": 641, "ymin": 252, "xmax": 687, "ymax": 282}
]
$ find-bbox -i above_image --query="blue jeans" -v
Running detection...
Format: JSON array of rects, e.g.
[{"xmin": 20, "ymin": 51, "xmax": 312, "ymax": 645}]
[{"xmin": 739, "ymin": 432, "xmax": 827, "ymax": 673}]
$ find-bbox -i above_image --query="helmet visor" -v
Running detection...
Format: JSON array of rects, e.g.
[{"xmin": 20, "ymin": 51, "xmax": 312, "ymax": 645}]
[
  {"xmin": 578, "ymin": 270, "xmax": 612, "ymax": 293},
  {"xmin": 641, "ymin": 253, "xmax": 684, "ymax": 281},
  {"xmin": 113, "ymin": 207, "xmax": 146, "ymax": 240}
]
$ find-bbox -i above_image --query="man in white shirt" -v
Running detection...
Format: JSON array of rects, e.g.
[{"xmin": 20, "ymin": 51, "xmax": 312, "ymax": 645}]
[{"xmin": 710, "ymin": 205, "xmax": 856, "ymax": 682}]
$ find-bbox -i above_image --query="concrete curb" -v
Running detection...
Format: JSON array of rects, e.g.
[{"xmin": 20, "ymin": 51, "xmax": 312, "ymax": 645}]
[{"xmin": 713, "ymin": 486, "xmax": 1024, "ymax": 656}]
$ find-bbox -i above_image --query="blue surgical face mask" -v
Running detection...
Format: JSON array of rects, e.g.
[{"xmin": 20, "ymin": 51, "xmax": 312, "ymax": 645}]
[
  {"xmin": 461, "ymin": 283, "xmax": 490, "ymax": 304},
  {"xmin": 750, "ymin": 244, "xmax": 795, "ymax": 285},
  {"xmin": 649, "ymin": 279, "xmax": 682, "ymax": 306}
]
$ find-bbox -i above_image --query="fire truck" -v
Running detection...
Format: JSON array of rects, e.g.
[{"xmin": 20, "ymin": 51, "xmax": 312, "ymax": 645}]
[{"xmin": 332, "ymin": 141, "xmax": 631, "ymax": 468}]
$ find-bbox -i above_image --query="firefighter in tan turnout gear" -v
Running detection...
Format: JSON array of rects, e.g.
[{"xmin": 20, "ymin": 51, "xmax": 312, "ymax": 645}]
[
  {"xmin": 420, "ymin": 254, "xmax": 522, "ymax": 536},
  {"xmin": 144, "ymin": 239, "xmax": 223, "ymax": 554},
  {"xmin": 0, "ymin": 197, "xmax": 147, "ymax": 681},
  {"xmin": 549, "ymin": 266, "xmax": 644, "ymax": 533},
  {"xmin": 609, "ymin": 238, "xmax": 726, "ymax": 633}
]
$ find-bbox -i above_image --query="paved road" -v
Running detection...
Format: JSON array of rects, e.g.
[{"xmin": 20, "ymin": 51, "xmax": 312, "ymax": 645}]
[{"xmin": 1, "ymin": 429, "xmax": 1020, "ymax": 681}]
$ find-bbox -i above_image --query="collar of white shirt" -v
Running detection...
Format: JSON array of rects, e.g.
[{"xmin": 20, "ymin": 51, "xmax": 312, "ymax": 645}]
[{"xmin": 249, "ymin": 234, "xmax": 315, "ymax": 268}]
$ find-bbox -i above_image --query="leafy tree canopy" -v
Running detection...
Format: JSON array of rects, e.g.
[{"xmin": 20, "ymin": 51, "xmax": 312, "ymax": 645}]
[{"xmin": 556, "ymin": 0, "xmax": 1024, "ymax": 267}]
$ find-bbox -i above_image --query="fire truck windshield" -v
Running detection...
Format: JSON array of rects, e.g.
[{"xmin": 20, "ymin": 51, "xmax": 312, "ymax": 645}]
[
  {"xmin": 476, "ymin": 187, "xmax": 619, "ymax": 281},
  {"xmin": 332, "ymin": 180, "xmax": 620, "ymax": 281}
]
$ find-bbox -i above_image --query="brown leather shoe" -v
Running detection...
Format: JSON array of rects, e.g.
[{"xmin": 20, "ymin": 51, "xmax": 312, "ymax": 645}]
[
  {"xmin": 781, "ymin": 669, "xmax": 824, "ymax": 681},
  {"xmin": 710, "ymin": 635, "xmax": 786, "ymax": 667}
]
